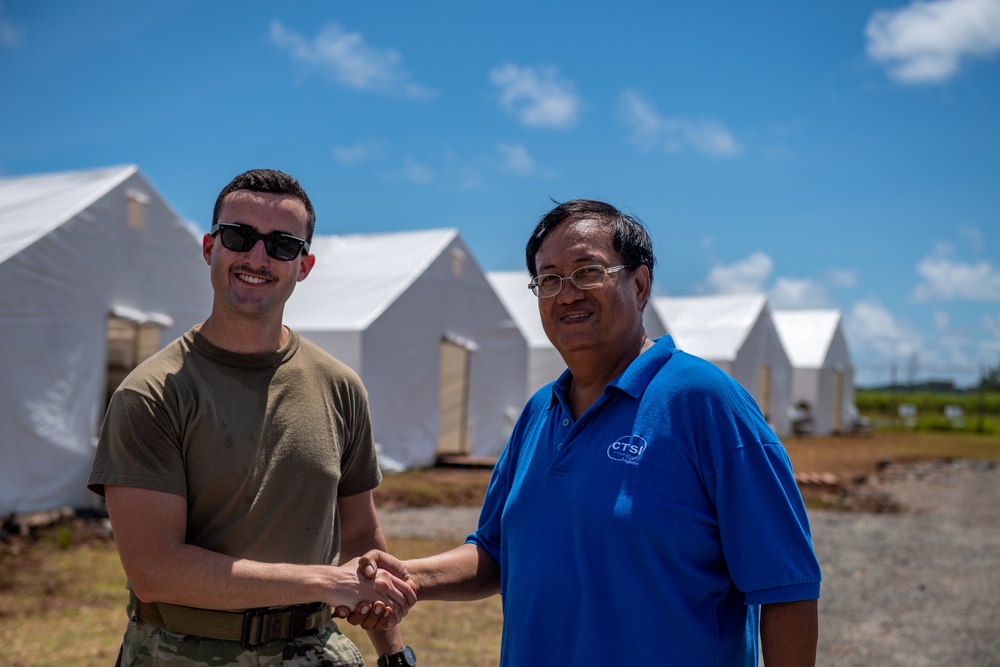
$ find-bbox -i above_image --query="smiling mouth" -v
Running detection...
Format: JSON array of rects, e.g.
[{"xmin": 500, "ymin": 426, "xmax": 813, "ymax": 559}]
[
  {"xmin": 235, "ymin": 271, "xmax": 272, "ymax": 286},
  {"xmin": 561, "ymin": 312, "xmax": 591, "ymax": 322}
]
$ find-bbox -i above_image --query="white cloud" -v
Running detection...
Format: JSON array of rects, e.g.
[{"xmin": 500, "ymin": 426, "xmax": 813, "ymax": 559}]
[
  {"xmin": 769, "ymin": 277, "xmax": 834, "ymax": 309},
  {"xmin": 400, "ymin": 155, "xmax": 434, "ymax": 184},
  {"xmin": 912, "ymin": 257, "xmax": 1000, "ymax": 300},
  {"xmin": 269, "ymin": 21, "xmax": 433, "ymax": 99},
  {"xmin": 438, "ymin": 150, "xmax": 485, "ymax": 191},
  {"xmin": 0, "ymin": 2, "xmax": 22, "ymax": 49},
  {"xmin": 933, "ymin": 309, "xmax": 951, "ymax": 330},
  {"xmin": 332, "ymin": 140, "xmax": 383, "ymax": 164},
  {"xmin": 496, "ymin": 143, "xmax": 536, "ymax": 175},
  {"xmin": 700, "ymin": 251, "xmax": 852, "ymax": 308},
  {"xmin": 845, "ymin": 298, "xmax": 924, "ymax": 359},
  {"xmin": 619, "ymin": 90, "xmax": 663, "ymax": 150},
  {"xmin": 490, "ymin": 63, "xmax": 581, "ymax": 129},
  {"xmin": 703, "ymin": 251, "xmax": 773, "ymax": 294},
  {"xmin": 826, "ymin": 267, "xmax": 859, "ymax": 288},
  {"xmin": 959, "ymin": 223, "xmax": 984, "ymax": 253},
  {"xmin": 865, "ymin": 0, "xmax": 1000, "ymax": 84},
  {"xmin": 457, "ymin": 169, "xmax": 484, "ymax": 191},
  {"xmin": 620, "ymin": 90, "xmax": 741, "ymax": 157},
  {"xmin": 984, "ymin": 312, "xmax": 1000, "ymax": 337}
]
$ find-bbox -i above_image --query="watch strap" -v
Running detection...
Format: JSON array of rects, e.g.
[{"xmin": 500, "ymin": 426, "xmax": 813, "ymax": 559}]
[{"xmin": 377, "ymin": 646, "xmax": 415, "ymax": 667}]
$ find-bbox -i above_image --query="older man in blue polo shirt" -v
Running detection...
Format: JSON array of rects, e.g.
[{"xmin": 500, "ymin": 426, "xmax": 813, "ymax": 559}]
[{"xmin": 353, "ymin": 199, "xmax": 821, "ymax": 666}]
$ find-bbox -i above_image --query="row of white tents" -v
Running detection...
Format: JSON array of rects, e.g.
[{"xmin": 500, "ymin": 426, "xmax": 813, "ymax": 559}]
[{"xmin": 0, "ymin": 165, "xmax": 855, "ymax": 515}]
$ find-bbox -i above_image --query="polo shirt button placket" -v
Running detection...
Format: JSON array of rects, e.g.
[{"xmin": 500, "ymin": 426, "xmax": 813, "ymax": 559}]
[{"xmin": 555, "ymin": 415, "xmax": 571, "ymax": 455}]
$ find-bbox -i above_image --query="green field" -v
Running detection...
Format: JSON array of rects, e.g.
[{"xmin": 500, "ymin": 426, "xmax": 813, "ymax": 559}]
[{"xmin": 854, "ymin": 388, "xmax": 1000, "ymax": 433}]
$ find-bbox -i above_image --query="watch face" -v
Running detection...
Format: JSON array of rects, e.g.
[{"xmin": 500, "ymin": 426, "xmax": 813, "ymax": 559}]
[{"xmin": 401, "ymin": 646, "xmax": 416, "ymax": 666}]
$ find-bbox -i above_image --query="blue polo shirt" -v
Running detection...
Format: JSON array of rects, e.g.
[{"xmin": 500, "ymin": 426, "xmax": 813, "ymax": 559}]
[{"xmin": 468, "ymin": 336, "xmax": 821, "ymax": 666}]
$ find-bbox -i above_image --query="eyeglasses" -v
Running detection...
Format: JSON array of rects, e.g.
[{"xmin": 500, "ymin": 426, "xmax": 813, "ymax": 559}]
[
  {"xmin": 528, "ymin": 264, "xmax": 629, "ymax": 298},
  {"xmin": 210, "ymin": 223, "xmax": 310, "ymax": 261}
]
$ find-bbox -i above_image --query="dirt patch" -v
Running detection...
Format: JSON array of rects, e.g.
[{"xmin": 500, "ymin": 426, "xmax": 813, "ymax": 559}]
[{"xmin": 373, "ymin": 466, "xmax": 494, "ymax": 510}]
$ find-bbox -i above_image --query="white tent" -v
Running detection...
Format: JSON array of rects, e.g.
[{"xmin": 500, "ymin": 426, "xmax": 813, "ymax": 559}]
[
  {"xmin": 772, "ymin": 309, "xmax": 855, "ymax": 435},
  {"xmin": 486, "ymin": 272, "xmax": 564, "ymax": 397},
  {"xmin": 652, "ymin": 294, "xmax": 793, "ymax": 436},
  {"xmin": 0, "ymin": 165, "xmax": 212, "ymax": 515},
  {"xmin": 487, "ymin": 270, "xmax": 668, "ymax": 397},
  {"xmin": 284, "ymin": 229, "xmax": 527, "ymax": 470}
]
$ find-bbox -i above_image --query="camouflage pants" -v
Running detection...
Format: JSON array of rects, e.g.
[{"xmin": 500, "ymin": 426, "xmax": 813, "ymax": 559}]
[{"xmin": 118, "ymin": 614, "xmax": 366, "ymax": 666}]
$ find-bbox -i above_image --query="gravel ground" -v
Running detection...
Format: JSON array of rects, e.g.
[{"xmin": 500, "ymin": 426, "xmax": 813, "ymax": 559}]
[
  {"xmin": 379, "ymin": 459, "xmax": 1000, "ymax": 667},
  {"xmin": 812, "ymin": 459, "xmax": 1000, "ymax": 667}
]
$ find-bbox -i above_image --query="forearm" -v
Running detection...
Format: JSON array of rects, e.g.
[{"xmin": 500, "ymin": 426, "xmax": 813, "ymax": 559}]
[
  {"xmin": 123, "ymin": 541, "xmax": 355, "ymax": 610},
  {"xmin": 760, "ymin": 599, "xmax": 818, "ymax": 667},
  {"xmin": 107, "ymin": 488, "xmax": 411, "ymax": 616},
  {"xmin": 407, "ymin": 543, "xmax": 501, "ymax": 601}
]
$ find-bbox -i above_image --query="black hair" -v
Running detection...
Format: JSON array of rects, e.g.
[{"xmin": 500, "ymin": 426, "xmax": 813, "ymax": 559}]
[
  {"xmin": 213, "ymin": 169, "xmax": 316, "ymax": 243},
  {"xmin": 525, "ymin": 199, "xmax": 655, "ymax": 286}
]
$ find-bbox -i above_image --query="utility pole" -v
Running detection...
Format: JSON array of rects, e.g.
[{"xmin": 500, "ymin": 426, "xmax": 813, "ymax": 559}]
[{"xmin": 890, "ymin": 360, "xmax": 897, "ymax": 431}]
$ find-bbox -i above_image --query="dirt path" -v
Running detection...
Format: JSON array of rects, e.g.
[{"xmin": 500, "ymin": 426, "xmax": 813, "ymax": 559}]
[{"xmin": 811, "ymin": 459, "xmax": 1000, "ymax": 666}]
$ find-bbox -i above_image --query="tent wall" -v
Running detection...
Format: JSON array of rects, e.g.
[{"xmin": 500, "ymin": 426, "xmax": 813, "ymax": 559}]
[
  {"xmin": 829, "ymin": 330, "xmax": 856, "ymax": 432},
  {"xmin": 295, "ymin": 330, "xmax": 364, "ymax": 377},
  {"xmin": 723, "ymin": 310, "xmax": 793, "ymax": 437},
  {"xmin": 790, "ymin": 367, "xmax": 823, "ymax": 430},
  {"xmin": 643, "ymin": 306, "xmax": 668, "ymax": 339},
  {"xmin": 775, "ymin": 311, "xmax": 856, "ymax": 436},
  {"xmin": 363, "ymin": 238, "xmax": 527, "ymax": 468},
  {"xmin": 0, "ymin": 170, "xmax": 211, "ymax": 515},
  {"xmin": 527, "ymin": 347, "xmax": 567, "ymax": 397},
  {"xmin": 788, "ymin": 330, "xmax": 855, "ymax": 436}
]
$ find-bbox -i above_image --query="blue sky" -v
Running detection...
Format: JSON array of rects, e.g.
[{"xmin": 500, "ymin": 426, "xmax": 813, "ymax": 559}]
[{"xmin": 2, "ymin": 0, "xmax": 998, "ymax": 387}]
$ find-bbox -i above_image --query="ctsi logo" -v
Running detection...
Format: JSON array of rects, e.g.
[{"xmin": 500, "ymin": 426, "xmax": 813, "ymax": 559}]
[{"xmin": 607, "ymin": 435, "xmax": 648, "ymax": 465}]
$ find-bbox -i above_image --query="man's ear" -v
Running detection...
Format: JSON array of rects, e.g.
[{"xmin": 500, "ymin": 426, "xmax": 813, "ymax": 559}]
[
  {"xmin": 297, "ymin": 253, "xmax": 316, "ymax": 282},
  {"xmin": 634, "ymin": 264, "xmax": 652, "ymax": 310},
  {"xmin": 202, "ymin": 233, "xmax": 214, "ymax": 266}
]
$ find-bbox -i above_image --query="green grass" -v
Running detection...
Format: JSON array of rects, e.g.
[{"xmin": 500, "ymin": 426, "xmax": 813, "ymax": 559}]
[{"xmin": 854, "ymin": 389, "xmax": 1000, "ymax": 434}]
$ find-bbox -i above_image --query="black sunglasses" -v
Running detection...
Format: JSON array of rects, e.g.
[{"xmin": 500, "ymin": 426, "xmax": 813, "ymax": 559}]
[{"xmin": 210, "ymin": 223, "xmax": 310, "ymax": 261}]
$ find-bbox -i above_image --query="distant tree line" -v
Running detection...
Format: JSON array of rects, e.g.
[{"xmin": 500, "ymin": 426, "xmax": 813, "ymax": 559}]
[{"xmin": 980, "ymin": 364, "xmax": 1000, "ymax": 391}]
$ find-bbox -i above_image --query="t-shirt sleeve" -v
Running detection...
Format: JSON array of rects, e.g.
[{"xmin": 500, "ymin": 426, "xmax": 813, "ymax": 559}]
[
  {"xmin": 87, "ymin": 388, "xmax": 188, "ymax": 498},
  {"xmin": 334, "ymin": 374, "xmax": 381, "ymax": 498}
]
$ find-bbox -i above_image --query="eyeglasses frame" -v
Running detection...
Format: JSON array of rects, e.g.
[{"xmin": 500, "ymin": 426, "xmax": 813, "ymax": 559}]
[
  {"xmin": 528, "ymin": 264, "xmax": 631, "ymax": 298},
  {"xmin": 209, "ymin": 222, "xmax": 310, "ymax": 261}
]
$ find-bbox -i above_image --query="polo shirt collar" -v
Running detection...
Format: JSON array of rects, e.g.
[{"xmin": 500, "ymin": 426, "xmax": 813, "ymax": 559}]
[{"xmin": 548, "ymin": 335, "xmax": 677, "ymax": 408}]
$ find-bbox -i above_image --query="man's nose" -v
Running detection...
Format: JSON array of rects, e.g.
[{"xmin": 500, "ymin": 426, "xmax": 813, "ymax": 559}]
[
  {"xmin": 244, "ymin": 239, "xmax": 270, "ymax": 262},
  {"xmin": 556, "ymin": 278, "xmax": 586, "ymax": 301}
]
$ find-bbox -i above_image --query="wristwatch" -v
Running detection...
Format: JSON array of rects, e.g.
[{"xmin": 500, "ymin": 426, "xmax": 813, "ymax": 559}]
[{"xmin": 377, "ymin": 646, "xmax": 416, "ymax": 667}]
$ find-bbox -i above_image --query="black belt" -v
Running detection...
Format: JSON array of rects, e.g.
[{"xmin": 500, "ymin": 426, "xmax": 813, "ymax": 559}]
[{"xmin": 130, "ymin": 590, "xmax": 332, "ymax": 648}]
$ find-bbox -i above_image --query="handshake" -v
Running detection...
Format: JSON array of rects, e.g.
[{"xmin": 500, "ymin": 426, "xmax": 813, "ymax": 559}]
[{"xmin": 334, "ymin": 549, "xmax": 414, "ymax": 630}]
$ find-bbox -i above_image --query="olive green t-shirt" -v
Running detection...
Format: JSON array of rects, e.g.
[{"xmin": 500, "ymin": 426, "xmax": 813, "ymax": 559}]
[{"xmin": 88, "ymin": 327, "xmax": 380, "ymax": 567}]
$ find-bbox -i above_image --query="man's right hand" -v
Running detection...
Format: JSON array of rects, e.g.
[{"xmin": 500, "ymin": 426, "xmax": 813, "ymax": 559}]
[
  {"xmin": 330, "ymin": 553, "xmax": 416, "ymax": 628},
  {"xmin": 336, "ymin": 550, "xmax": 415, "ymax": 630}
]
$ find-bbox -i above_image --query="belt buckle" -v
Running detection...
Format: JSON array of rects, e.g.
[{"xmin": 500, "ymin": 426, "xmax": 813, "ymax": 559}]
[
  {"xmin": 290, "ymin": 604, "xmax": 312, "ymax": 635},
  {"xmin": 241, "ymin": 604, "xmax": 319, "ymax": 649},
  {"xmin": 240, "ymin": 608, "xmax": 269, "ymax": 649}
]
